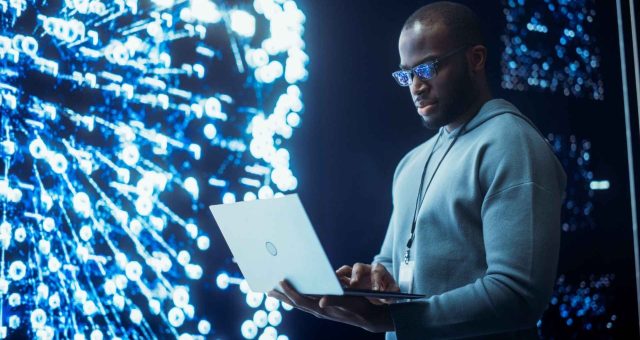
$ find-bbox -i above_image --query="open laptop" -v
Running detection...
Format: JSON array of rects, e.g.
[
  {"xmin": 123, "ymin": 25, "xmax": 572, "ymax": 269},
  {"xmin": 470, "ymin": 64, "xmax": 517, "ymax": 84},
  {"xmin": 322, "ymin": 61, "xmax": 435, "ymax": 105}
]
[{"xmin": 209, "ymin": 193, "xmax": 424, "ymax": 299}]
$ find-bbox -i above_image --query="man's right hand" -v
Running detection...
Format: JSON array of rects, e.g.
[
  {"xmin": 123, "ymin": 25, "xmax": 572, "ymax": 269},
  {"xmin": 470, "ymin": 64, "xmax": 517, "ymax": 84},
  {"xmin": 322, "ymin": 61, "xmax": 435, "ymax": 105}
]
[{"xmin": 336, "ymin": 263, "xmax": 399, "ymax": 304}]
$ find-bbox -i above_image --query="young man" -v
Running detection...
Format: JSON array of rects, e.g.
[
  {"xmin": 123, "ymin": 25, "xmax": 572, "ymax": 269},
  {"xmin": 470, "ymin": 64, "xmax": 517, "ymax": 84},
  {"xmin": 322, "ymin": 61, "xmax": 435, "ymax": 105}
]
[{"xmin": 269, "ymin": 2, "xmax": 567, "ymax": 338}]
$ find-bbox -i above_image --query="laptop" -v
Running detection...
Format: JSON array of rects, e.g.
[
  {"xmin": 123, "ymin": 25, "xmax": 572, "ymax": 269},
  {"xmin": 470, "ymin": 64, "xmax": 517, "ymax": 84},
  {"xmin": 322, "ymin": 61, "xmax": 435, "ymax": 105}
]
[{"xmin": 209, "ymin": 193, "xmax": 424, "ymax": 299}]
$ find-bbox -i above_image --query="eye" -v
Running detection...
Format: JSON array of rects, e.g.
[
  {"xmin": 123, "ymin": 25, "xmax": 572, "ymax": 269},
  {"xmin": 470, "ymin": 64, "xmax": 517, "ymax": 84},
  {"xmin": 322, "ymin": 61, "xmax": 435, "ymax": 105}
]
[
  {"xmin": 414, "ymin": 63, "xmax": 435, "ymax": 79},
  {"xmin": 399, "ymin": 71, "xmax": 411, "ymax": 82}
]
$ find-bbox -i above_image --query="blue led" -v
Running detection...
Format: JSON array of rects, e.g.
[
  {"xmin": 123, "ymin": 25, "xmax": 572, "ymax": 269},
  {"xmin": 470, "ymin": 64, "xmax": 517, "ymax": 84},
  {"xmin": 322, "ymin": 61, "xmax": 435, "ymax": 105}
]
[{"xmin": 500, "ymin": 0, "xmax": 604, "ymax": 100}]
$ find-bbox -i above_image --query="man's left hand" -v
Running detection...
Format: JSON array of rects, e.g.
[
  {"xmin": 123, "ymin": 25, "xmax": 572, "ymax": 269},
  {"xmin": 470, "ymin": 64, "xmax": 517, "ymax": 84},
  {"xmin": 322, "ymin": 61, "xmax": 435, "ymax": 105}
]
[{"xmin": 267, "ymin": 280, "xmax": 394, "ymax": 333}]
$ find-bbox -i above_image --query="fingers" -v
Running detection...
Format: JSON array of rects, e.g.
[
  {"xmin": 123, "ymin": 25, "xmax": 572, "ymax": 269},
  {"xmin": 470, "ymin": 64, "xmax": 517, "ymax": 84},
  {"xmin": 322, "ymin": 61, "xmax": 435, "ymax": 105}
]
[
  {"xmin": 336, "ymin": 265, "xmax": 353, "ymax": 277},
  {"xmin": 267, "ymin": 289, "xmax": 294, "ymax": 306},
  {"xmin": 371, "ymin": 263, "xmax": 397, "ymax": 291},
  {"xmin": 336, "ymin": 265, "xmax": 353, "ymax": 286},
  {"xmin": 277, "ymin": 280, "xmax": 322, "ymax": 315},
  {"xmin": 350, "ymin": 262, "xmax": 371, "ymax": 287}
]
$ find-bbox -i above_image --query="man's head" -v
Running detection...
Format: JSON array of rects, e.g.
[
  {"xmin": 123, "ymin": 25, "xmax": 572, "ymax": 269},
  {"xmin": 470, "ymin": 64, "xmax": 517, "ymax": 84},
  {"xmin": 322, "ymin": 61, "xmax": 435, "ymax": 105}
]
[{"xmin": 397, "ymin": 1, "xmax": 490, "ymax": 130}]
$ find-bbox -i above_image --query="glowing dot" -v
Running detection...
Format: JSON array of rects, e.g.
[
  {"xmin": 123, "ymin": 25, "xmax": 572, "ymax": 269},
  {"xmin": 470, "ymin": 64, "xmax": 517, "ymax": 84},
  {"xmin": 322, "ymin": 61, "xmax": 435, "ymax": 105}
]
[
  {"xmin": 204, "ymin": 123, "xmax": 217, "ymax": 139},
  {"xmin": 240, "ymin": 280, "xmax": 250, "ymax": 294},
  {"xmin": 222, "ymin": 192, "xmax": 236, "ymax": 204},
  {"xmin": 83, "ymin": 300, "xmax": 98, "ymax": 316},
  {"xmin": 268, "ymin": 311, "xmax": 282, "ymax": 326},
  {"xmin": 230, "ymin": 10, "xmax": 256, "ymax": 37},
  {"xmin": 184, "ymin": 177, "xmax": 199, "ymax": 199},
  {"xmin": 168, "ymin": 307, "xmax": 185, "ymax": 327},
  {"xmin": 48, "ymin": 257, "xmax": 61, "ymax": 273},
  {"xmin": 173, "ymin": 286, "xmax": 190, "ymax": 308},
  {"xmin": 30, "ymin": 309, "xmax": 47, "ymax": 330},
  {"xmin": 130, "ymin": 308, "xmax": 143, "ymax": 324},
  {"xmin": 74, "ymin": 289, "xmax": 87, "ymax": 303},
  {"xmin": 113, "ymin": 295, "xmax": 125, "ymax": 311},
  {"xmin": 125, "ymin": 261, "xmax": 143, "ymax": 281},
  {"xmin": 149, "ymin": 299, "xmax": 161, "ymax": 315},
  {"xmin": 120, "ymin": 144, "xmax": 140, "ymax": 166},
  {"xmin": 49, "ymin": 293, "xmax": 60, "ymax": 309},
  {"xmin": 42, "ymin": 217, "xmax": 55, "ymax": 232},
  {"xmin": 198, "ymin": 320, "xmax": 211, "ymax": 335},
  {"xmin": 178, "ymin": 250, "xmax": 191, "ymax": 265},
  {"xmin": 29, "ymin": 139, "xmax": 47, "ymax": 159},
  {"xmin": 216, "ymin": 273, "xmax": 230, "ymax": 289},
  {"xmin": 8, "ymin": 315, "xmax": 20, "ymax": 329},
  {"xmin": 253, "ymin": 310, "xmax": 268, "ymax": 328},
  {"xmin": 135, "ymin": 197, "xmax": 153, "ymax": 216},
  {"xmin": 286, "ymin": 112, "xmax": 300, "ymax": 127},
  {"xmin": 241, "ymin": 320, "xmax": 258, "ymax": 339},
  {"xmin": 79, "ymin": 225, "xmax": 93, "ymax": 241},
  {"xmin": 197, "ymin": 235, "xmax": 210, "ymax": 250},
  {"xmin": 264, "ymin": 296, "xmax": 280, "ymax": 311},
  {"xmin": 185, "ymin": 264, "xmax": 203, "ymax": 279},
  {"xmin": 14, "ymin": 226, "xmax": 26, "ymax": 242},
  {"xmin": 9, "ymin": 261, "xmax": 27, "ymax": 281},
  {"xmin": 8, "ymin": 293, "xmax": 21, "ymax": 307},
  {"xmin": 189, "ymin": 0, "xmax": 222, "ymax": 23},
  {"xmin": 72, "ymin": 192, "xmax": 92, "ymax": 217},
  {"xmin": 50, "ymin": 153, "xmax": 68, "ymax": 174},
  {"xmin": 90, "ymin": 330, "xmax": 103, "ymax": 340},
  {"xmin": 246, "ymin": 292, "xmax": 264, "ymax": 308}
]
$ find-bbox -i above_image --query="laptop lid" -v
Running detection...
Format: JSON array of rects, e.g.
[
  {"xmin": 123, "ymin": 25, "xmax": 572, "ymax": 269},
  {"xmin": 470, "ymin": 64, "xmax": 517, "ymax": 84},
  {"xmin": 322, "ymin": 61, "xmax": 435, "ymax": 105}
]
[
  {"xmin": 210, "ymin": 194, "xmax": 425, "ymax": 299},
  {"xmin": 210, "ymin": 194, "xmax": 344, "ymax": 295}
]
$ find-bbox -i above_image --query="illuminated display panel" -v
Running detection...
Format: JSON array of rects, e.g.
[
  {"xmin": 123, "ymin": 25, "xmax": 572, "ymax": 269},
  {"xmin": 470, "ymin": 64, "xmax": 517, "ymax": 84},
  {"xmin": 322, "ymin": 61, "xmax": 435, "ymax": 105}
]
[{"xmin": 0, "ymin": 0, "xmax": 307, "ymax": 338}]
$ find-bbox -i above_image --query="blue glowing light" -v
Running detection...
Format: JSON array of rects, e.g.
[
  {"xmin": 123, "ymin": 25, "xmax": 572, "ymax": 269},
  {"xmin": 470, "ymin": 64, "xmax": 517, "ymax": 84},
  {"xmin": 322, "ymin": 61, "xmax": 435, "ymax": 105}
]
[
  {"xmin": 0, "ymin": 0, "xmax": 307, "ymax": 338},
  {"xmin": 500, "ymin": 0, "xmax": 604, "ymax": 100}
]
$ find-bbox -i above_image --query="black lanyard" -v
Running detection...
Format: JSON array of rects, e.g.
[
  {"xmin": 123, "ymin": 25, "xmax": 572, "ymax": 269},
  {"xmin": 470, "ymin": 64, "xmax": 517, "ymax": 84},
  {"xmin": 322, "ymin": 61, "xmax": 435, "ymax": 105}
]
[{"xmin": 403, "ymin": 121, "xmax": 470, "ymax": 264}]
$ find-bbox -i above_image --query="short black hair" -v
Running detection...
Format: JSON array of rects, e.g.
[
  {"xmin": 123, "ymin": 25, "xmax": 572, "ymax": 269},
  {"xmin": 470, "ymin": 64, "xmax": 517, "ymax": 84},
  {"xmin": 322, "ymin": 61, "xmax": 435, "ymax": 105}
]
[{"xmin": 402, "ymin": 1, "xmax": 485, "ymax": 46}]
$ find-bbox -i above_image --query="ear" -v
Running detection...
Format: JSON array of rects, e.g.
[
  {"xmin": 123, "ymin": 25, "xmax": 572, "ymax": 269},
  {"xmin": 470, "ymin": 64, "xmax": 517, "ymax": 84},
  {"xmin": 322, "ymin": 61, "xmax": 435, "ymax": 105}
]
[{"xmin": 467, "ymin": 45, "xmax": 487, "ymax": 73}]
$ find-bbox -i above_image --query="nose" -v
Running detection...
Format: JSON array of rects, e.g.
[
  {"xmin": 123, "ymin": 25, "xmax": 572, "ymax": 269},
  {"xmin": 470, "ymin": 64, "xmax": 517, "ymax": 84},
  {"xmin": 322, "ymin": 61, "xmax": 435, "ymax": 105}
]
[{"xmin": 410, "ymin": 74, "xmax": 429, "ymax": 96}]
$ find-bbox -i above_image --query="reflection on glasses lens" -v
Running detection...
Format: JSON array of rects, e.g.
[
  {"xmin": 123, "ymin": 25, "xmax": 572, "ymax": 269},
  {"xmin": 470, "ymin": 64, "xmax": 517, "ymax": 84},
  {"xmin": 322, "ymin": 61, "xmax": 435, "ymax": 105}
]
[
  {"xmin": 393, "ymin": 71, "xmax": 411, "ymax": 86},
  {"xmin": 415, "ymin": 64, "xmax": 435, "ymax": 80}
]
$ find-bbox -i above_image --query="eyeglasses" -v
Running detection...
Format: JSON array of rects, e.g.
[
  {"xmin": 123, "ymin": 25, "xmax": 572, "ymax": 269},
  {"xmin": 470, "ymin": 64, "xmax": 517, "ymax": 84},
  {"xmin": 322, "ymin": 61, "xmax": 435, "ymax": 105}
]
[{"xmin": 391, "ymin": 45, "xmax": 469, "ymax": 87}]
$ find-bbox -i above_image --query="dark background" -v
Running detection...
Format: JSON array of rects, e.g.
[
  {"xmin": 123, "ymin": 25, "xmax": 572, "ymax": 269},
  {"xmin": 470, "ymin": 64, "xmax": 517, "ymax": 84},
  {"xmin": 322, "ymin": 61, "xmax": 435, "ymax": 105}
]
[{"xmin": 200, "ymin": 0, "xmax": 640, "ymax": 339}]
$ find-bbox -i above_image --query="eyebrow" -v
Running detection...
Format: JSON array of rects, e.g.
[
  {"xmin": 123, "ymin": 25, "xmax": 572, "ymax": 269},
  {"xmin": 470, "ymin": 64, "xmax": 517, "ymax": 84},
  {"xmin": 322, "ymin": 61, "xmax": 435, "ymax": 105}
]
[{"xmin": 399, "ymin": 54, "xmax": 438, "ymax": 70}]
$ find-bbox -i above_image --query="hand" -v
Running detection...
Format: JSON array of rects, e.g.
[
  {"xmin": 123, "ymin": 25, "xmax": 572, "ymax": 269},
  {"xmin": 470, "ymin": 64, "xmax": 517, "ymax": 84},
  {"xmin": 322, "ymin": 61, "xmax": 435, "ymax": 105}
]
[
  {"xmin": 267, "ymin": 280, "xmax": 394, "ymax": 333},
  {"xmin": 336, "ymin": 263, "xmax": 400, "ymax": 304}
]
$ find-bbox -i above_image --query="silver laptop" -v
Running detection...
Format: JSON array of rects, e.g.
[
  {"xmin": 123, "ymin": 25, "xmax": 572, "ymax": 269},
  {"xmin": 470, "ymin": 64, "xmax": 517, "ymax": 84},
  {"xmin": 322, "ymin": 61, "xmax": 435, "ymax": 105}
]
[{"xmin": 209, "ymin": 193, "xmax": 424, "ymax": 299}]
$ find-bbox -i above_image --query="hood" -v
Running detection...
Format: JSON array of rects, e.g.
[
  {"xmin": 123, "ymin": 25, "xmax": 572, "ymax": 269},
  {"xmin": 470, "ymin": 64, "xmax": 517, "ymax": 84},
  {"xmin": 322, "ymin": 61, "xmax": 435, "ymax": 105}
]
[{"xmin": 442, "ymin": 98, "xmax": 543, "ymax": 139}]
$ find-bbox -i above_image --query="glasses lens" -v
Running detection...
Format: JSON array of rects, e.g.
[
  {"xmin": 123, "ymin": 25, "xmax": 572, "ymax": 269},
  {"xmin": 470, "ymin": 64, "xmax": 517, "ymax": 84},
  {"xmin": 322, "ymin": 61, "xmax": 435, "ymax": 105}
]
[
  {"xmin": 414, "ymin": 63, "xmax": 435, "ymax": 80},
  {"xmin": 392, "ymin": 71, "xmax": 411, "ymax": 86}
]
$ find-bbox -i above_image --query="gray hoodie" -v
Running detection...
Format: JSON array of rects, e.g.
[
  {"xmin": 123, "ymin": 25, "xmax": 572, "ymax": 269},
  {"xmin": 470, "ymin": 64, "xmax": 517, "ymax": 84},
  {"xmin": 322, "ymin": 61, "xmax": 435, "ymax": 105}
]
[{"xmin": 373, "ymin": 99, "xmax": 567, "ymax": 339}]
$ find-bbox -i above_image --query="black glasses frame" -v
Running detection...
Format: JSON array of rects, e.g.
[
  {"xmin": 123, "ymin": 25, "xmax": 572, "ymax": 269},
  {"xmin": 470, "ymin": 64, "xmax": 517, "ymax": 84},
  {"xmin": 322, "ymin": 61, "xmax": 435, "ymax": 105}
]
[{"xmin": 391, "ymin": 45, "xmax": 469, "ymax": 87}]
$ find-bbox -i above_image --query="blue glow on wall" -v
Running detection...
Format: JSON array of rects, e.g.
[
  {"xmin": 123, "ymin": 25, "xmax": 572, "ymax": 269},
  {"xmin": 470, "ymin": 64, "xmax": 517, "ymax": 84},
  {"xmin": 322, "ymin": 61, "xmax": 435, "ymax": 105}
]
[
  {"xmin": 0, "ymin": 0, "xmax": 307, "ymax": 338},
  {"xmin": 501, "ymin": 0, "xmax": 605, "ymax": 100}
]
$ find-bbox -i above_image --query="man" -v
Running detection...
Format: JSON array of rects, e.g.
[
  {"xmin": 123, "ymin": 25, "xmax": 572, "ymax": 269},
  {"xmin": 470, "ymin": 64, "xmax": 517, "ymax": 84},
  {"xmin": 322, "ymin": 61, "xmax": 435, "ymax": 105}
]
[{"xmin": 269, "ymin": 2, "xmax": 567, "ymax": 338}]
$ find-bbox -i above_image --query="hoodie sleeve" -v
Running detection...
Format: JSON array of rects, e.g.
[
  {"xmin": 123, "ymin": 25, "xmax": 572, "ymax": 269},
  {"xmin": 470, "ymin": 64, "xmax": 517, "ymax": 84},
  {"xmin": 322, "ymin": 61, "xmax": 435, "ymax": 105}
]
[{"xmin": 388, "ymin": 116, "xmax": 566, "ymax": 338}]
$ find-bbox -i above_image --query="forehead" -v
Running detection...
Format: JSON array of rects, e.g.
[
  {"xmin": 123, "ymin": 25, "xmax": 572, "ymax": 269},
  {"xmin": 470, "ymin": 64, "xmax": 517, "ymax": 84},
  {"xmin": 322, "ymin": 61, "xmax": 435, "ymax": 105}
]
[{"xmin": 398, "ymin": 22, "xmax": 452, "ymax": 67}]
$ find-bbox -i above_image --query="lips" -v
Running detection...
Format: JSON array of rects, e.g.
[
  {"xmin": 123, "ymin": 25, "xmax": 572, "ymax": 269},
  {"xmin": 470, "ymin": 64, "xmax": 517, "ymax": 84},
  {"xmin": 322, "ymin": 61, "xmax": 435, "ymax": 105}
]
[
  {"xmin": 415, "ymin": 99, "xmax": 438, "ymax": 116},
  {"xmin": 415, "ymin": 99, "xmax": 436, "ymax": 108}
]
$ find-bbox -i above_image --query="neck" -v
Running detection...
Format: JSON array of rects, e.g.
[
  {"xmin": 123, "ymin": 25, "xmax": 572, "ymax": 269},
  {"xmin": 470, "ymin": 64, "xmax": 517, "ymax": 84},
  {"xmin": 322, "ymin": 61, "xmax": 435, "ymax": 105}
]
[{"xmin": 445, "ymin": 89, "xmax": 492, "ymax": 133}]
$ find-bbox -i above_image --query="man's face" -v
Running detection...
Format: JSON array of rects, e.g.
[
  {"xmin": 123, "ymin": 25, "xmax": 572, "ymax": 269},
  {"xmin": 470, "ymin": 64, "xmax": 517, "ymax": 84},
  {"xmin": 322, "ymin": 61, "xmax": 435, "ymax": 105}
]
[{"xmin": 398, "ymin": 23, "xmax": 474, "ymax": 129}]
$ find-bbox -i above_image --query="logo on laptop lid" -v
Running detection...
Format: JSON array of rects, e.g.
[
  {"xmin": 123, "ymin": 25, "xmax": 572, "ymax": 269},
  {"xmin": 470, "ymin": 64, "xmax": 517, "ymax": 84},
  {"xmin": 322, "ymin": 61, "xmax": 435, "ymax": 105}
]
[{"xmin": 265, "ymin": 241, "xmax": 278, "ymax": 256}]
